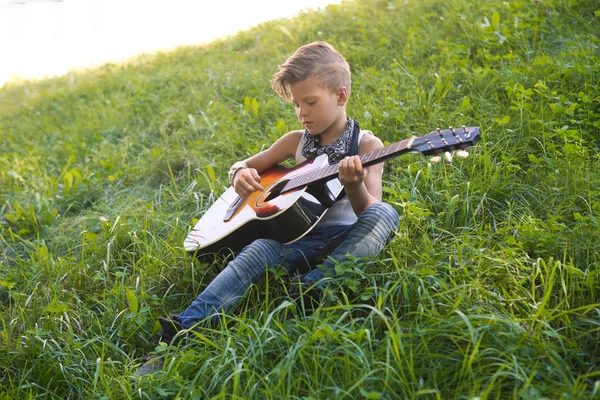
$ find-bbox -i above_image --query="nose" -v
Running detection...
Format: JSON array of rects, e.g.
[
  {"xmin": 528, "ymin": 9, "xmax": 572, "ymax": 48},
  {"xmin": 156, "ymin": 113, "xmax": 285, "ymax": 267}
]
[{"xmin": 298, "ymin": 104, "xmax": 308, "ymax": 118}]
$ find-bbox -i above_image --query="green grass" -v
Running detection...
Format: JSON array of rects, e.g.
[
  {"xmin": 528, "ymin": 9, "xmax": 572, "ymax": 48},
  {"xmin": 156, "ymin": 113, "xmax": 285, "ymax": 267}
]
[{"xmin": 1, "ymin": 0, "xmax": 599, "ymax": 398}]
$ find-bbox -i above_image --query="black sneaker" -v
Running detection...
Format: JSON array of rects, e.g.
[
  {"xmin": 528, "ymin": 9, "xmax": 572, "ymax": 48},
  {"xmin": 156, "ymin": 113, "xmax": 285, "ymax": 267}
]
[
  {"xmin": 158, "ymin": 314, "xmax": 184, "ymax": 345},
  {"xmin": 132, "ymin": 315, "xmax": 184, "ymax": 379},
  {"xmin": 132, "ymin": 354, "xmax": 164, "ymax": 377}
]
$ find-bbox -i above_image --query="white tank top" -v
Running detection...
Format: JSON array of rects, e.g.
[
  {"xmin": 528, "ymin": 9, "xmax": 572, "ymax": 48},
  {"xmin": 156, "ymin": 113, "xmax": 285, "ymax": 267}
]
[{"xmin": 294, "ymin": 130, "xmax": 373, "ymax": 227}]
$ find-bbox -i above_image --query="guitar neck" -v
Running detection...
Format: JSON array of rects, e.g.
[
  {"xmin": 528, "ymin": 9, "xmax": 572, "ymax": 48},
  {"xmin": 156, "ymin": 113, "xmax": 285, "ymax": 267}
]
[{"xmin": 281, "ymin": 136, "xmax": 416, "ymax": 193}]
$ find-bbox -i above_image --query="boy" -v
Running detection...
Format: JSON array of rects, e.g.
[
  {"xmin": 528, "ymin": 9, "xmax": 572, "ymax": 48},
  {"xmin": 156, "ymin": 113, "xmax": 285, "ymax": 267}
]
[{"xmin": 134, "ymin": 41, "xmax": 399, "ymax": 375}]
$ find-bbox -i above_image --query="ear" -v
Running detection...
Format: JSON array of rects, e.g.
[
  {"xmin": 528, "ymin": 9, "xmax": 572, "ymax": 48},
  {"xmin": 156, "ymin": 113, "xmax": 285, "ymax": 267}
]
[{"xmin": 336, "ymin": 87, "xmax": 349, "ymax": 106}]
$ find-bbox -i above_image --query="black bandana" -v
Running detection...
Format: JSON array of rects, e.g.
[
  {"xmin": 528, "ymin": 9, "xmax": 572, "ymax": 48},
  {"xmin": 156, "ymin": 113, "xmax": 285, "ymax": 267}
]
[{"xmin": 301, "ymin": 118, "xmax": 359, "ymax": 164}]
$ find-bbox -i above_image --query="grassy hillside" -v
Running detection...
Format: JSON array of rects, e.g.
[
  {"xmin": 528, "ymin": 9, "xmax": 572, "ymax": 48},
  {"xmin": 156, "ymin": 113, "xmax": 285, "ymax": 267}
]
[{"xmin": 1, "ymin": 0, "xmax": 599, "ymax": 398}]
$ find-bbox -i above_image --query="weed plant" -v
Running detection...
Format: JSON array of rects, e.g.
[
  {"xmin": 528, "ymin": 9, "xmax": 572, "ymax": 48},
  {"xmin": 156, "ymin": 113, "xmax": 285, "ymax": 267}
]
[{"xmin": 0, "ymin": 0, "xmax": 599, "ymax": 398}]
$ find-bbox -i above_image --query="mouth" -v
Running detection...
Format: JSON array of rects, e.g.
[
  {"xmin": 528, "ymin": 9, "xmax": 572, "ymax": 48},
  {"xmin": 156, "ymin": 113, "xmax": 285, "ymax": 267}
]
[{"xmin": 303, "ymin": 122, "xmax": 313, "ymax": 128}]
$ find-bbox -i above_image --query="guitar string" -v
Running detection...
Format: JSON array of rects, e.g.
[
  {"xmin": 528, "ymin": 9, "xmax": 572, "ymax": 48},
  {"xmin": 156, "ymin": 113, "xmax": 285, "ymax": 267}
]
[
  {"xmin": 285, "ymin": 139, "xmax": 404, "ymax": 191},
  {"xmin": 278, "ymin": 128, "xmax": 476, "ymax": 193},
  {"xmin": 281, "ymin": 138, "xmax": 410, "ymax": 192}
]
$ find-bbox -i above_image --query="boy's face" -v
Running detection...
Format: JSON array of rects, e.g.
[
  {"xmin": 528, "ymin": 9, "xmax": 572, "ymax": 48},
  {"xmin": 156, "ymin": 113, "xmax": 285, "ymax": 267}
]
[{"xmin": 289, "ymin": 76, "xmax": 347, "ymax": 136}]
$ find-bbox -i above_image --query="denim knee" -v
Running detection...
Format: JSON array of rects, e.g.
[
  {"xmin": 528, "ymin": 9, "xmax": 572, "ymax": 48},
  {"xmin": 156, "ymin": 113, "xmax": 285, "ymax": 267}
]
[
  {"xmin": 359, "ymin": 202, "xmax": 400, "ymax": 235},
  {"xmin": 239, "ymin": 238, "xmax": 283, "ymax": 261},
  {"xmin": 362, "ymin": 201, "xmax": 399, "ymax": 219}
]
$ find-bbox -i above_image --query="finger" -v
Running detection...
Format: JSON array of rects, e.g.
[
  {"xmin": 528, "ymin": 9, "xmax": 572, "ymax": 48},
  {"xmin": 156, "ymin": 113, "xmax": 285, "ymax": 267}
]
[
  {"xmin": 239, "ymin": 178, "xmax": 257, "ymax": 194},
  {"xmin": 352, "ymin": 156, "xmax": 363, "ymax": 175},
  {"xmin": 249, "ymin": 180, "xmax": 264, "ymax": 192},
  {"xmin": 249, "ymin": 170, "xmax": 264, "ymax": 191},
  {"xmin": 346, "ymin": 156, "xmax": 356, "ymax": 171},
  {"xmin": 339, "ymin": 157, "xmax": 351, "ymax": 180},
  {"xmin": 251, "ymin": 169, "xmax": 262, "ymax": 183},
  {"xmin": 338, "ymin": 157, "xmax": 349, "ymax": 172},
  {"xmin": 234, "ymin": 183, "xmax": 250, "ymax": 197},
  {"xmin": 456, "ymin": 150, "xmax": 469, "ymax": 159},
  {"xmin": 237, "ymin": 169, "xmax": 262, "ymax": 192},
  {"xmin": 345, "ymin": 157, "xmax": 358, "ymax": 177}
]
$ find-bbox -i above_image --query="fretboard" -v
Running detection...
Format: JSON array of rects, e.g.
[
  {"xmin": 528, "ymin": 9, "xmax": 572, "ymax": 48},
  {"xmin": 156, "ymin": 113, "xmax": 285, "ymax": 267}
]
[{"xmin": 281, "ymin": 136, "xmax": 416, "ymax": 193}]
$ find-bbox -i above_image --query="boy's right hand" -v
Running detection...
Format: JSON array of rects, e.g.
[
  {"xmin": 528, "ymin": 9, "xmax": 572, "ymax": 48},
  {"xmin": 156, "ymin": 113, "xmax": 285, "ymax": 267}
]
[{"xmin": 233, "ymin": 168, "xmax": 264, "ymax": 197}]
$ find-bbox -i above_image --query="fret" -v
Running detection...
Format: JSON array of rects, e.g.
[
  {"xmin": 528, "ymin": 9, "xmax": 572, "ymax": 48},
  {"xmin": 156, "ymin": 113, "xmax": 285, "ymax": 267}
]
[
  {"xmin": 289, "ymin": 176, "xmax": 299, "ymax": 188},
  {"xmin": 296, "ymin": 175, "xmax": 308, "ymax": 188},
  {"xmin": 296, "ymin": 175, "xmax": 307, "ymax": 188},
  {"xmin": 279, "ymin": 131, "xmax": 462, "ymax": 193},
  {"xmin": 373, "ymin": 147, "xmax": 384, "ymax": 161},
  {"xmin": 296, "ymin": 175, "xmax": 307, "ymax": 189},
  {"xmin": 316, "ymin": 168, "xmax": 327, "ymax": 181},
  {"xmin": 359, "ymin": 139, "xmax": 408, "ymax": 167},
  {"xmin": 314, "ymin": 168, "xmax": 324, "ymax": 181},
  {"xmin": 283, "ymin": 178, "xmax": 294, "ymax": 192}
]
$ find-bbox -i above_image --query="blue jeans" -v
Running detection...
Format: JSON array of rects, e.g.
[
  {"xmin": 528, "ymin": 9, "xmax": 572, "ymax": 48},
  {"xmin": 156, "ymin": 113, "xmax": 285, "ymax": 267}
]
[{"xmin": 178, "ymin": 202, "xmax": 399, "ymax": 328}]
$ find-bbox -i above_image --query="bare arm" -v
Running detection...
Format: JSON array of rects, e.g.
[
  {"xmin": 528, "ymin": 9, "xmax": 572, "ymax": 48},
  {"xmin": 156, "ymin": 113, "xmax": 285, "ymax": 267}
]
[
  {"xmin": 338, "ymin": 133, "xmax": 384, "ymax": 216},
  {"xmin": 232, "ymin": 130, "xmax": 303, "ymax": 197}
]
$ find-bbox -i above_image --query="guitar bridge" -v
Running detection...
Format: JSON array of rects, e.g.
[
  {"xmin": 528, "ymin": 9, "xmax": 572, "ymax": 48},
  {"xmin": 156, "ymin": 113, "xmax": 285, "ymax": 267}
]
[{"xmin": 223, "ymin": 195, "xmax": 247, "ymax": 222}]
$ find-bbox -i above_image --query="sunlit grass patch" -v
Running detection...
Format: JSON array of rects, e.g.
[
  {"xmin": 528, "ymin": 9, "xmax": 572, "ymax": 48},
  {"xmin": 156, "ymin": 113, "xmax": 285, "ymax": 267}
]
[{"xmin": 1, "ymin": 0, "xmax": 599, "ymax": 398}]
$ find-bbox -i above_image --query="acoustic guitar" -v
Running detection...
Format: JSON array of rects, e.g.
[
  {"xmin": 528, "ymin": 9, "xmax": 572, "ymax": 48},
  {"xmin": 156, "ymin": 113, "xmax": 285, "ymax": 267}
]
[{"xmin": 184, "ymin": 126, "xmax": 481, "ymax": 257}]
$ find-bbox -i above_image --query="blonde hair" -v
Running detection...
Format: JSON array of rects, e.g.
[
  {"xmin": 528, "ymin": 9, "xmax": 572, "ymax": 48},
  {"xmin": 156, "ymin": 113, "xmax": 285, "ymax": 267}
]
[{"xmin": 271, "ymin": 41, "xmax": 351, "ymax": 102}]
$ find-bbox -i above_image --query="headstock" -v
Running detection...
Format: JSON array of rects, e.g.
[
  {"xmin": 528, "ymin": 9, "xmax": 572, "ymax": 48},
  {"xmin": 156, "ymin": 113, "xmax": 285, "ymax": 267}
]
[{"xmin": 411, "ymin": 126, "xmax": 481, "ymax": 156}]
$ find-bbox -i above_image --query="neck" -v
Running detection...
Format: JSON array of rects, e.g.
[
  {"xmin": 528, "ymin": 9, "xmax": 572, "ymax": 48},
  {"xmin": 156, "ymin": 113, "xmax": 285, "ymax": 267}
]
[
  {"xmin": 318, "ymin": 111, "xmax": 348, "ymax": 146},
  {"xmin": 282, "ymin": 135, "xmax": 416, "ymax": 194}
]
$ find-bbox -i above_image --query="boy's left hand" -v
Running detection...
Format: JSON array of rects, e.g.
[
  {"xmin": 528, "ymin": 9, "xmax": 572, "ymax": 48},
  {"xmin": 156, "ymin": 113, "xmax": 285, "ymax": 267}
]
[{"xmin": 338, "ymin": 155, "xmax": 367, "ymax": 189}]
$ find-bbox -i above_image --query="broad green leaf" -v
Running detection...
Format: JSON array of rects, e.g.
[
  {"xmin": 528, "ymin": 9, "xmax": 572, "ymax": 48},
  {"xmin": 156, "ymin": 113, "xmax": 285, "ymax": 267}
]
[
  {"xmin": 312, "ymin": 325, "xmax": 332, "ymax": 340},
  {"xmin": 207, "ymin": 165, "xmax": 216, "ymax": 183},
  {"xmin": 495, "ymin": 115, "xmax": 510, "ymax": 125},
  {"xmin": 504, "ymin": 235, "xmax": 517, "ymax": 245},
  {"xmin": 45, "ymin": 299, "xmax": 68, "ymax": 313},
  {"xmin": 461, "ymin": 96, "xmax": 470, "ymax": 109},
  {"xmin": 275, "ymin": 120, "xmax": 286, "ymax": 133},
  {"xmin": 492, "ymin": 11, "xmax": 500, "ymax": 31},
  {"xmin": 0, "ymin": 280, "xmax": 16, "ymax": 289},
  {"xmin": 359, "ymin": 388, "xmax": 382, "ymax": 399},
  {"xmin": 126, "ymin": 289, "xmax": 139, "ymax": 313},
  {"xmin": 38, "ymin": 245, "xmax": 49, "ymax": 260},
  {"xmin": 64, "ymin": 171, "xmax": 74, "ymax": 192}
]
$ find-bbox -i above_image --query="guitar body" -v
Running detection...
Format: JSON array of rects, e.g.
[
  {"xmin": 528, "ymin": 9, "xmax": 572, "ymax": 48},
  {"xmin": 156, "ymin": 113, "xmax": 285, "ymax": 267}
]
[
  {"xmin": 183, "ymin": 126, "xmax": 481, "ymax": 259},
  {"xmin": 184, "ymin": 154, "xmax": 343, "ymax": 257}
]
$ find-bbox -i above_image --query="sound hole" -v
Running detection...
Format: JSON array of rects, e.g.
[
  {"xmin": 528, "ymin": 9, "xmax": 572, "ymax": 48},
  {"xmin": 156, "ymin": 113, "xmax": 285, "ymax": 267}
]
[{"xmin": 262, "ymin": 180, "xmax": 288, "ymax": 203}]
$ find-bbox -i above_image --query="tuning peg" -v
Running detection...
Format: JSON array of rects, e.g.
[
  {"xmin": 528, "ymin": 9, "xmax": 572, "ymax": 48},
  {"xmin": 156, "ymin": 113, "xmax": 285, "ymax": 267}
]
[
  {"xmin": 456, "ymin": 150, "xmax": 469, "ymax": 159},
  {"xmin": 430, "ymin": 155, "xmax": 442, "ymax": 163},
  {"xmin": 444, "ymin": 151, "xmax": 453, "ymax": 163}
]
